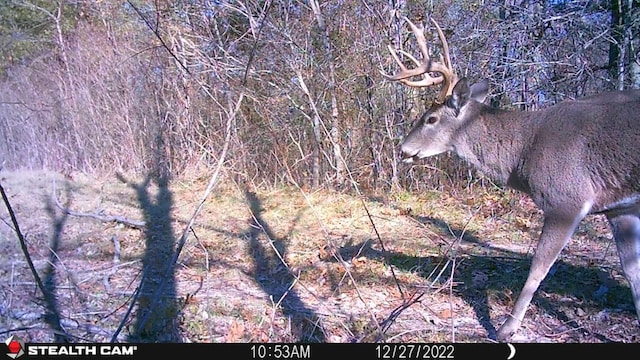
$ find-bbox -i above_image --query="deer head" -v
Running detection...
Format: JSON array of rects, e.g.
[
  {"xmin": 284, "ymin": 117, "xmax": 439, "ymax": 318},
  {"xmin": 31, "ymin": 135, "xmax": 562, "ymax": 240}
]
[{"xmin": 382, "ymin": 18, "xmax": 489, "ymax": 163}]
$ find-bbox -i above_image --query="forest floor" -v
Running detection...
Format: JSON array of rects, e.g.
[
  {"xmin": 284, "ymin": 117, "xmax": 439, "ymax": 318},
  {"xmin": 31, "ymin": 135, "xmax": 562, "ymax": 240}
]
[{"xmin": 0, "ymin": 170, "xmax": 638, "ymax": 344}]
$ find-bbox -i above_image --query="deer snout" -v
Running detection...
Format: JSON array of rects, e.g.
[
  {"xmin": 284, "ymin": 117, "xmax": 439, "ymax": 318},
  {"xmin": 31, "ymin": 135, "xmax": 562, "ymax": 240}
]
[
  {"xmin": 400, "ymin": 141, "xmax": 446, "ymax": 162},
  {"xmin": 399, "ymin": 144, "xmax": 420, "ymax": 163},
  {"xmin": 400, "ymin": 150, "xmax": 418, "ymax": 163}
]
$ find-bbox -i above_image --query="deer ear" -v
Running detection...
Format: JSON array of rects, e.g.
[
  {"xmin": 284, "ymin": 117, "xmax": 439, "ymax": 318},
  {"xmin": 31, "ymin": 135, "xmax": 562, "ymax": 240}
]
[
  {"xmin": 470, "ymin": 80, "xmax": 489, "ymax": 103},
  {"xmin": 449, "ymin": 78, "xmax": 470, "ymax": 111}
]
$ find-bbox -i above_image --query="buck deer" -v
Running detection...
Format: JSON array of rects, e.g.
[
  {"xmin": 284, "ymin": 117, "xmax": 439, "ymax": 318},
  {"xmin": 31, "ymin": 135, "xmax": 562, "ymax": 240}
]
[{"xmin": 383, "ymin": 17, "xmax": 640, "ymax": 340}]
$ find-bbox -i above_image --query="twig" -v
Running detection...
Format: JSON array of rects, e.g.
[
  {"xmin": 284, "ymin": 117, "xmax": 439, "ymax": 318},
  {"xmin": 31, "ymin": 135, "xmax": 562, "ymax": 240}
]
[
  {"xmin": 126, "ymin": 0, "xmax": 190, "ymax": 75},
  {"xmin": 110, "ymin": 280, "xmax": 142, "ymax": 343},
  {"xmin": 446, "ymin": 206, "xmax": 480, "ymax": 342},
  {"xmin": 102, "ymin": 235, "xmax": 122, "ymax": 293},
  {"xmin": 52, "ymin": 180, "xmax": 145, "ymax": 229},
  {"xmin": 373, "ymin": 255, "xmax": 452, "ymax": 342},
  {"xmin": 112, "ymin": 235, "xmax": 121, "ymax": 264},
  {"xmin": 56, "ymin": 207, "xmax": 146, "ymax": 229}
]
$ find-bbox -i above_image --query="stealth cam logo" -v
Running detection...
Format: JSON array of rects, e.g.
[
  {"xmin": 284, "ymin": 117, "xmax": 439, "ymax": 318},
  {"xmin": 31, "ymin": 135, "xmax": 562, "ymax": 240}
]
[{"xmin": 4, "ymin": 336, "xmax": 24, "ymax": 359}]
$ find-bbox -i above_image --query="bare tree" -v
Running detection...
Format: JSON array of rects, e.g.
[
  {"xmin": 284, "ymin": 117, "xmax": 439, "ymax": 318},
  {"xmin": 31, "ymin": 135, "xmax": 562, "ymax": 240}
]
[{"xmin": 0, "ymin": 0, "xmax": 635, "ymax": 190}]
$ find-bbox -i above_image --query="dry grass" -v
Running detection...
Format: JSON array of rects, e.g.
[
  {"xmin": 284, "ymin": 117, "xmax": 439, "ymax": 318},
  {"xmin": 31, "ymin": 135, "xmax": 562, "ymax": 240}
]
[{"xmin": 0, "ymin": 170, "xmax": 637, "ymax": 343}]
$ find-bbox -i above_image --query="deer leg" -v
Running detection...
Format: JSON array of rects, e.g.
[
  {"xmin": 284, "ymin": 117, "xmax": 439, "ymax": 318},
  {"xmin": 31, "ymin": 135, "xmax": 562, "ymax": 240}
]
[
  {"xmin": 496, "ymin": 211, "xmax": 584, "ymax": 341},
  {"xmin": 607, "ymin": 213, "xmax": 640, "ymax": 321}
]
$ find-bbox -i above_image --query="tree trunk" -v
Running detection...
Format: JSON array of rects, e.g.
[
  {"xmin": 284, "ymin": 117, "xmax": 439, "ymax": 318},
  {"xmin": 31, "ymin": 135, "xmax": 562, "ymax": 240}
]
[
  {"xmin": 309, "ymin": 0, "xmax": 344, "ymax": 187},
  {"xmin": 628, "ymin": 0, "xmax": 640, "ymax": 89},
  {"xmin": 609, "ymin": 0, "xmax": 636, "ymax": 90}
]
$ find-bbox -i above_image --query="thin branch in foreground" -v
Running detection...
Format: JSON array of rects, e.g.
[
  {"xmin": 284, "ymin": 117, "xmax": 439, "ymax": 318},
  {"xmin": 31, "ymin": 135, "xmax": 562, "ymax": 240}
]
[{"xmin": 0, "ymin": 181, "xmax": 70, "ymax": 342}]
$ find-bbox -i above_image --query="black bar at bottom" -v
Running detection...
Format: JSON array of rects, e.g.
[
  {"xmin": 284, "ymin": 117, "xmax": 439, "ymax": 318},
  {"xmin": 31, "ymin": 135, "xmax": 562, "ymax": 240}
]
[{"xmin": 16, "ymin": 342, "xmax": 640, "ymax": 360}]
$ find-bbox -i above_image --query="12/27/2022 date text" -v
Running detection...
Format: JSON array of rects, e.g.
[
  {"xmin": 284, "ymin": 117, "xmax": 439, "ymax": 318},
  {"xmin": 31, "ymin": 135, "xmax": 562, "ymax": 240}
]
[{"xmin": 376, "ymin": 344, "xmax": 455, "ymax": 359}]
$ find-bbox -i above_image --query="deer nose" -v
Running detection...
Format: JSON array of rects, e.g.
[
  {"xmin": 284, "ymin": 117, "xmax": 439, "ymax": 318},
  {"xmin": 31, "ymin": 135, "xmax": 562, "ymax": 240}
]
[{"xmin": 399, "ymin": 147, "xmax": 418, "ymax": 163}]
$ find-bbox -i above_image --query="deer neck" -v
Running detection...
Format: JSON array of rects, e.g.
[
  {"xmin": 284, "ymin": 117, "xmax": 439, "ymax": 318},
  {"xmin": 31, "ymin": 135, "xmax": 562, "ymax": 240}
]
[{"xmin": 452, "ymin": 107, "xmax": 541, "ymax": 188}]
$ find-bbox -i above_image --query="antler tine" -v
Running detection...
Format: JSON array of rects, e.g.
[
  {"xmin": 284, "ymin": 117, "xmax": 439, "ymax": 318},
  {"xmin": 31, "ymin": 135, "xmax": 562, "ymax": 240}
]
[
  {"xmin": 429, "ymin": 18, "xmax": 457, "ymax": 103},
  {"xmin": 382, "ymin": 17, "xmax": 457, "ymax": 103},
  {"xmin": 381, "ymin": 17, "xmax": 442, "ymax": 85}
]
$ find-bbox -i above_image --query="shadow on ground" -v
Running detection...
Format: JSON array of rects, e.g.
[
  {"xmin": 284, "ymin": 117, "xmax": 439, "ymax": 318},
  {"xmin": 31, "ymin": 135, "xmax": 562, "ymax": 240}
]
[
  {"xmin": 123, "ymin": 173, "xmax": 180, "ymax": 342},
  {"xmin": 42, "ymin": 187, "xmax": 72, "ymax": 343},
  {"xmin": 121, "ymin": 132, "xmax": 180, "ymax": 342},
  {"xmin": 328, "ymin": 214, "xmax": 636, "ymax": 341},
  {"xmin": 242, "ymin": 186, "xmax": 326, "ymax": 342}
]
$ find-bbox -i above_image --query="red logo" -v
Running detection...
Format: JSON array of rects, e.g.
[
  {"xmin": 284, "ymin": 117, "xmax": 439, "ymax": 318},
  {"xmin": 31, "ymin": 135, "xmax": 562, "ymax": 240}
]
[{"xmin": 4, "ymin": 336, "xmax": 24, "ymax": 359}]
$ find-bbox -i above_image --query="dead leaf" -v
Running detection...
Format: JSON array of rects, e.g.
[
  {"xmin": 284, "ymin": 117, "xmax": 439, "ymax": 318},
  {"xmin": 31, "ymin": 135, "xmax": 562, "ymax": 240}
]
[
  {"xmin": 319, "ymin": 245, "xmax": 335, "ymax": 261},
  {"xmin": 225, "ymin": 320, "xmax": 245, "ymax": 342},
  {"xmin": 515, "ymin": 216, "xmax": 531, "ymax": 230},
  {"xmin": 352, "ymin": 256, "xmax": 367, "ymax": 267},
  {"xmin": 438, "ymin": 308, "xmax": 453, "ymax": 319}
]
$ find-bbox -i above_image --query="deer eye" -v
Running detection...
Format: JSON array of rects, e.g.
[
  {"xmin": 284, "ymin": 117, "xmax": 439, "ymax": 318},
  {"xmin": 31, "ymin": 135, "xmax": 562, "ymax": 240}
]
[{"xmin": 426, "ymin": 116, "xmax": 438, "ymax": 125}]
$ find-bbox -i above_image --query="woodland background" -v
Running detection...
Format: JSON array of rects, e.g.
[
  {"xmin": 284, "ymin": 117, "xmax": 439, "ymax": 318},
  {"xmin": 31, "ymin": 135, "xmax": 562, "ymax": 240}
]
[{"xmin": 1, "ymin": 0, "xmax": 638, "ymax": 190}]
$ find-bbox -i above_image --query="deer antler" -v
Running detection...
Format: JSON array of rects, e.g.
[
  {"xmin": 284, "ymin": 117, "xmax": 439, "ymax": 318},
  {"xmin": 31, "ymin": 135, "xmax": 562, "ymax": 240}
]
[{"xmin": 382, "ymin": 17, "xmax": 457, "ymax": 103}]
